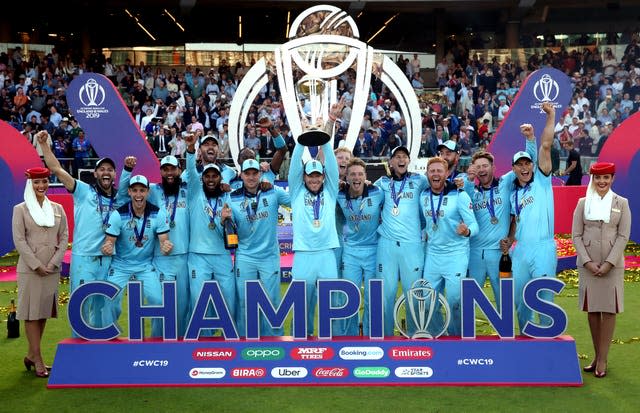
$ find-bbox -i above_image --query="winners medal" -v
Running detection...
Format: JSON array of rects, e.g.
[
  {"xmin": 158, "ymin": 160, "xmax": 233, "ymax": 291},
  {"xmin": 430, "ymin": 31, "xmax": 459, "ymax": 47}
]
[
  {"xmin": 208, "ymin": 222, "xmax": 216, "ymax": 230},
  {"xmin": 491, "ymin": 216, "xmax": 499, "ymax": 225},
  {"xmin": 313, "ymin": 219, "xmax": 321, "ymax": 228},
  {"xmin": 430, "ymin": 190, "xmax": 444, "ymax": 233},
  {"xmin": 170, "ymin": 221, "xmax": 176, "ymax": 228},
  {"xmin": 481, "ymin": 185, "xmax": 499, "ymax": 225},
  {"xmin": 391, "ymin": 206, "xmax": 400, "ymax": 216},
  {"xmin": 135, "ymin": 241, "xmax": 143, "ymax": 248},
  {"xmin": 207, "ymin": 197, "xmax": 218, "ymax": 231}
]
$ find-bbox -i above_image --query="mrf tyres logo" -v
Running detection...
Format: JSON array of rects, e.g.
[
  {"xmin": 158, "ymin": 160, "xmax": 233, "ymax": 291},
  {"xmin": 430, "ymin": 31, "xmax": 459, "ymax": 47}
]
[
  {"xmin": 291, "ymin": 347, "xmax": 334, "ymax": 360},
  {"xmin": 339, "ymin": 346, "xmax": 384, "ymax": 360},
  {"xmin": 76, "ymin": 78, "xmax": 109, "ymax": 119},
  {"xmin": 241, "ymin": 347, "xmax": 285, "ymax": 360}
]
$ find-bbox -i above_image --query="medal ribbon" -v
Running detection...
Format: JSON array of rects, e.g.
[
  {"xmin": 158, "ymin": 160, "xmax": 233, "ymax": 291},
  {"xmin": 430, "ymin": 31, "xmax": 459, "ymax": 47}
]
[
  {"xmin": 313, "ymin": 193, "xmax": 321, "ymax": 222},
  {"xmin": 207, "ymin": 196, "xmax": 219, "ymax": 227},
  {"xmin": 390, "ymin": 175, "xmax": 407, "ymax": 210},
  {"xmin": 514, "ymin": 183, "xmax": 530, "ymax": 221},
  {"xmin": 347, "ymin": 194, "xmax": 366, "ymax": 229},
  {"xmin": 480, "ymin": 185, "xmax": 496, "ymax": 222},
  {"xmin": 129, "ymin": 202, "xmax": 148, "ymax": 246},
  {"xmin": 165, "ymin": 192, "xmax": 178, "ymax": 226},
  {"xmin": 97, "ymin": 188, "xmax": 114, "ymax": 230},
  {"xmin": 244, "ymin": 189, "xmax": 261, "ymax": 219},
  {"xmin": 430, "ymin": 190, "xmax": 444, "ymax": 227}
]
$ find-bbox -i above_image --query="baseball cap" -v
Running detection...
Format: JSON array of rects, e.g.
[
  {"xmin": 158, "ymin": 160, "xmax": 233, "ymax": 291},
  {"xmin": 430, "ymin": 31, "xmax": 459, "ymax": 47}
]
[
  {"xmin": 199, "ymin": 135, "xmax": 219, "ymax": 146},
  {"xmin": 129, "ymin": 175, "xmax": 149, "ymax": 188},
  {"xmin": 95, "ymin": 157, "xmax": 116, "ymax": 170},
  {"xmin": 512, "ymin": 151, "xmax": 533, "ymax": 165},
  {"xmin": 160, "ymin": 155, "xmax": 179, "ymax": 168},
  {"xmin": 202, "ymin": 163, "xmax": 221, "ymax": 175},
  {"xmin": 438, "ymin": 140, "xmax": 458, "ymax": 153},
  {"xmin": 390, "ymin": 145, "xmax": 410, "ymax": 158},
  {"xmin": 304, "ymin": 160, "xmax": 324, "ymax": 175},
  {"xmin": 241, "ymin": 159, "xmax": 260, "ymax": 172}
]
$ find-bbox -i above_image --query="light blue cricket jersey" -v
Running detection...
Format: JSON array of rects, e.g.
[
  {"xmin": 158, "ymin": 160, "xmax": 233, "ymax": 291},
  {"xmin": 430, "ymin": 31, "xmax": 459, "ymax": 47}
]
[
  {"xmin": 228, "ymin": 186, "xmax": 290, "ymax": 261},
  {"xmin": 185, "ymin": 151, "xmax": 229, "ymax": 254},
  {"xmin": 229, "ymin": 168, "xmax": 277, "ymax": 191},
  {"xmin": 71, "ymin": 171, "xmax": 131, "ymax": 256},
  {"xmin": 149, "ymin": 182, "xmax": 190, "ymax": 256},
  {"xmin": 510, "ymin": 166, "xmax": 555, "ymax": 244},
  {"xmin": 421, "ymin": 182, "xmax": 478, "ymax": 255},
  {"xmin": 106, "ymin": 202, "xmax": 169, "ymax": 273},
  {"xmin": 337, "ymin": 185, "xmax": 384, "ymax": 247},
  {"xmin": 289, "ymin": 142, "xmax": 339, "ymax": 252},
  {"xmin": 375, "ymin": 172, "xmax": 428, "ymax": 242}
]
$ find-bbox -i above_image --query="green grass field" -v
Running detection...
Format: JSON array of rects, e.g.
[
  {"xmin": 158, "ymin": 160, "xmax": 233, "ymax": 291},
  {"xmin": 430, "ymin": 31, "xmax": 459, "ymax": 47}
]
[{"xmin": 1, "ymin": 263, "xmax": 639, "ymax": 413}]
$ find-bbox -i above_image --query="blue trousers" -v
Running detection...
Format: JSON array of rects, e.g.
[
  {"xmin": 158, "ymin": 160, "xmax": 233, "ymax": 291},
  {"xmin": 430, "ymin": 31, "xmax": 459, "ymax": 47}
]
[
  {"xmin": 153, "ymin": 254, "xmax": 189, "ymax": 337},
  {"xmin": 234, "ymin": 255, "xmax": 282, "ymax": 337},
  {"xmin": 70, "ymin": 254, "xmax": 112, "ymax": 335},
  {"xmin": 424, "ymin": 250, "xmax": 469, "ymax": 336},
  {"xmin": 376, "ymin": 238, "xmax": 424, "ymax": 336},
  {"xmin": 292, "ymin": 250, "xmax": 339, "ymax": 336},
  {"xmin": 340, "ymin": 245, "xmax": 377, "ymax": 336},
  {"xmin": 468, "ymin": 248, "xmax": 502, "ymax": 307},
  {"xmin": 512, "ymin": 239, "xmax": 557, "ymax": 334}
]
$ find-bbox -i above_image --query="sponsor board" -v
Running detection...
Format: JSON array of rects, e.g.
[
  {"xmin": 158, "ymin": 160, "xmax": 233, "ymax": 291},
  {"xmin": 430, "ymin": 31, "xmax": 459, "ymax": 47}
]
[
  {"xmin": 189, "ymin": 367, "xmax": 226, "ymax": 379},
  {"xmin": 192, "ymin": 348, "xmax": 236, "ymax": 360},
  {"xmin": 353, "ymin": 367, "xmax": 390, "ymax": 378},
  {"xmin": 389, "ymin": 346, "xmax": 433, "ymax": 360},
  {"xmin": 339, "ymin": 346, "xmax": 384, "ymax": 360},
  {"xmin": 312, "ymin": 367, "xmax": 349, "ymax": 378},
  {"xmin": 231, "ymin": 367, "xmax": 267, "ymax": 378}
]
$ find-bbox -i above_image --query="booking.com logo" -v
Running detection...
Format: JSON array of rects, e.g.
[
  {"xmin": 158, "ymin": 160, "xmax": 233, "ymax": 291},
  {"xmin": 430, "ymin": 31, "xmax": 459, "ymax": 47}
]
[{"xmin": 241, "ymin": 347, "xmax": 285, "ymax": 360}]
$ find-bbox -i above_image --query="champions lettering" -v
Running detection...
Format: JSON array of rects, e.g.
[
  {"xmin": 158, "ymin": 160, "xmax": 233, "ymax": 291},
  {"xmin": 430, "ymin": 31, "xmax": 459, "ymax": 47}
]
[{"xmin": 68, "ymin": 278, "xmax": 567, "ymax": 340}]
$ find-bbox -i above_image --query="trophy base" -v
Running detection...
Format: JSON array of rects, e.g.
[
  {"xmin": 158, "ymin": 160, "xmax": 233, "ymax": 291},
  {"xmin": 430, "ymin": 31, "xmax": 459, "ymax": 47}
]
[{"xmin": 298, "ymin": 129, "xmax": 331, "ymax": 146}]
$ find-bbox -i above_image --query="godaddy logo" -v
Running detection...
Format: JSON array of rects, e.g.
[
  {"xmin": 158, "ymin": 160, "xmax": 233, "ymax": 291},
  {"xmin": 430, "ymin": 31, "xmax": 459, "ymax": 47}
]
[
  {"xmin": 353, "ymin": 367, "xmax": 390, "ymax": 378},
  {"xmin": 241, "ymin": 347, "xmax": 285, "ymax": 360}
]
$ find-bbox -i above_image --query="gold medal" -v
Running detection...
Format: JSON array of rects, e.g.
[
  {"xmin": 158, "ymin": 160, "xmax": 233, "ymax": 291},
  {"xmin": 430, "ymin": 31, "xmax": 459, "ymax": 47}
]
[
  {"xmin": 313, "ymin": 219, "xmax": 321, "ymax": 228},
  {"xmin": 208, "ymin": 222, "xmax": 216, "ymax": 230}
]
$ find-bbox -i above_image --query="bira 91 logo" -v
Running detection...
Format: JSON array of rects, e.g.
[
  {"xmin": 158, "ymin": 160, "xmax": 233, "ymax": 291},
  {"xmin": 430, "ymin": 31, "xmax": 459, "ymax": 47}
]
[
  {"xmin": 389, "ymin": 346, "xmax": 433, "ymax": 360},
  {"xmin": 291, "ymin": 347, "xmax": 335, "ymax": 360},
  {"xmin": 231, "ymin": 367, "xmax": 266, "ymax": 378},
  {"xmin": 312, "ymin": 367, "xmax": 348, "ymax": 378},
  {"xmin": 192, "ymin": 348, "xmax": 236, "ymax": 360}
]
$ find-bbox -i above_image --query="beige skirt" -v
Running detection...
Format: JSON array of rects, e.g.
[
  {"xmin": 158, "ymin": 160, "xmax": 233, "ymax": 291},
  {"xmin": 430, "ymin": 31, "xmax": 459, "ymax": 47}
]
[
  {"xmin": 578, "ymin": 266, "xmax": 624, "ymax": 313},
  {"xmin": 16, "ymin": 270, "xmax": 59, "ymax": 320}
]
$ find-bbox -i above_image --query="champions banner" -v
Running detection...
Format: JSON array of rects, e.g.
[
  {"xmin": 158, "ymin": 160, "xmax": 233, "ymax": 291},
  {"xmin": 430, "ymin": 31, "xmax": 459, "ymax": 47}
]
[
  {"xmin": 488, "ymin": 68, "xmax": 572, "ymax": 177},
  {"xmin": 66, "ymin": 73, "xmax": 160, "ymax": 182}
]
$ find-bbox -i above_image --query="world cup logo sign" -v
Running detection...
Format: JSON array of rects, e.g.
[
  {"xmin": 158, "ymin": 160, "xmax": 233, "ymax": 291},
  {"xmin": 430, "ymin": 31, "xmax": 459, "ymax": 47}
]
[
  {"xmin": 228, "ymin": 4, "xmax": 421, "ymax": 166},
  {"xmin": 393, "ymin": 279, "xmax": 450, "ymax": 339},
  {"xmin": 531, "ymin": 74, "xmax": 560, "ymax": 112},
  {"xmin": 79, "ymin": 79, "xmax": 106, "ymax": 107}
]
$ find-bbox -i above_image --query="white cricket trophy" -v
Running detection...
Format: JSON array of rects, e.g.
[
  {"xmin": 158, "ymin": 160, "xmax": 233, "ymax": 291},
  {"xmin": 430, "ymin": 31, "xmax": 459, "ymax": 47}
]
[{"xmin": 229, "ymin": 4, "xmax": 421, "ymax": 166}]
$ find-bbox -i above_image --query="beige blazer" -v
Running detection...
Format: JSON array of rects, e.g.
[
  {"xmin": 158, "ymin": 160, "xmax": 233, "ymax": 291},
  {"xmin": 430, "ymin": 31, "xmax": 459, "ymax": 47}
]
[
  {"xmin": 12, "ymin": 202, "xmax": 69, "ymax": 273},
  {"xmin": 572, "ymin": 193, "xmax": 631, "ymax": 268}
]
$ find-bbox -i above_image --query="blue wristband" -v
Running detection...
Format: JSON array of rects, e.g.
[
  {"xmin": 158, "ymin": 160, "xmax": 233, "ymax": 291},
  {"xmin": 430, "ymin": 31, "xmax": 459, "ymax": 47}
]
[{"xmin": 273, "ymin": 134, "xmax": 286, "ymax": 149}]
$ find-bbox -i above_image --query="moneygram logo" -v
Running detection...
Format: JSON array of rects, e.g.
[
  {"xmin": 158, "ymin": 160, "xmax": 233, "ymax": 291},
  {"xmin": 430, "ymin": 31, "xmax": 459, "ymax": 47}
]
[
  {"xmin": 339, "ymin": 346, "xmax": 384, "ymax": 360},
  {"xmin": 231, "ymin": 368, "xmax": 266, "ymax": 378},
  {"xmin": 353, "ymin": 367, "xmax": 390, "ymax": 378},
  {"xmin": 271, "ymin": 367, "xmax": 308, "ymax": 378},
  {"xmin": 291, "ymin": 347, "xmax": 335, "ymax": 360},
  {"xmin": 192, "ymin": 348, "xmax": 236, "ymax": 360},
  {"xmin": 189, "ymin": 367, "xmax": 226, "ymax": 379},
  {"xmin": 312, "ymin": 367, "xmax": 348, "ymax": 378},
  {"xmin": 389, "ymin": 346, "xmax": 433, "ymax": 360},
  {"xmin": 394, "ymin": 366, "xmax": 433, "ymax": 378},
  {"xmin": 241, "ymin": 347, "xmax": 285, "ymax": 360}
]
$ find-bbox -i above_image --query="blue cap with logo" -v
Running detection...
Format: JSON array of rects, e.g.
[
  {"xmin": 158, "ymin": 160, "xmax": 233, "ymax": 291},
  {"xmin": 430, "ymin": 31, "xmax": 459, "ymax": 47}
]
[
  {"xmin": 95, "ymin": 157, "xmax": 116, "ymax": 170},
  {"xmin": 304, "ymin": 160, "xmax": 324, "ymax": 175},
  {"xmin": 437, "ymin": 140, "xmax": 458, "ymax": 153},
  {"xmin": 199, "ymin": 134, "xmax": 219, "ymax": 146},
  {"xmin": 512, "ymin": 151, "xmax": 533, "ymax": 165},
  {"xmin": 202, "ymin": 163, "xmax": 221, "ymax": 175},
  {"xmin": 242, "ymin": 159, "xmax": 260, "ymax": 172},
  {"xmin": 160, "ymin": 155, "xmax": 179, "ymax": 167},
  {"xmin": 129, "ymin": 175, "xmax": 149, "ymax": 188}
]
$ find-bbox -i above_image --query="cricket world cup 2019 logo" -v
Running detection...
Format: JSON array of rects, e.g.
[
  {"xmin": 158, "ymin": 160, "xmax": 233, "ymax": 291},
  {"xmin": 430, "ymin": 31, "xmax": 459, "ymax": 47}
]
[
  {"xmin": 531, "ymin": 74, "xmax": 561, "ymax": 112},
  {"xmin": 229, "ymin": 4, "xmax": 421, "ymax": 167},
  {"xmin": 76, "ymin": 78, "xmax": 109, "ymax": 119},
  {"xmin": 394, "ymin": 279, "xmax": 450, "ymax": 339}
]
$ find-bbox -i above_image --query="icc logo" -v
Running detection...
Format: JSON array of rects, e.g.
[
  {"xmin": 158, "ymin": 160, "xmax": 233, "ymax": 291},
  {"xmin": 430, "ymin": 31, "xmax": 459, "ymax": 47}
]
[
  {"xmin": 79, "ymin": 79, "xmax": 106, "ymax": 107},
  {"xmin": 533, "ymin": 74, "xmax": 559, "ymax": 103},
  {"xmin": 393, "ymin": 279, "xmax": 451, "ymax": 339}
]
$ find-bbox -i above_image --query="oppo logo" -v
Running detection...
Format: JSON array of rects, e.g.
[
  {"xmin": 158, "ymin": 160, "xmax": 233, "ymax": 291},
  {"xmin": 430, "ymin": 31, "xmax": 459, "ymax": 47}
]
[
  {"xmin": 394, "ymin": 366, "xmax": 434, "ymax": 378},
  {"xmin": 189, "ymin": 367, "xmax": 226, "ymax": 379},
  {"xmin": 241, "ymin": 347, "xmax": 285, "ymax": 360},
  {"xmin": 389, "ymin": 346, "xmax": 433, "ymax": 360},
  {"xmin": 231, "ymin": 368, "xmax": 266, "ymax": 378},
  {"xmin": 291, "ymin": 347, "xmax": 335, "ymax": 360},
  {"xmin": 271, "ymin": 367, "xmax": 308, "ymax": 378},
  {"xmin": 192, "ymin": 348, "xmax": 237, "ymax": 360},
  {"xmin": 312, "ymin": 367, "xmax": 348, "ymax": 378}
]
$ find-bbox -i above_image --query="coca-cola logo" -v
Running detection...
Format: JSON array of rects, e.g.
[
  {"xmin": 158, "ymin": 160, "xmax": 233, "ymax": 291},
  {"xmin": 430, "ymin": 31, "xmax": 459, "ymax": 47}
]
[
  {"xmin": 291, "ymin": 347, "xmax": 335, "ymax": 360},
  {"xmin": 312, "ymin": 367, "xmax": 349, "ymax": 378}
]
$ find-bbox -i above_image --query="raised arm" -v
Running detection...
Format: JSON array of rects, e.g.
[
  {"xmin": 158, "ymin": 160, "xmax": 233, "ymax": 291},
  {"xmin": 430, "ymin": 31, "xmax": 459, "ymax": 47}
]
[
  {"xmin": 36, "ymin": 131, "xmax": 75, "ymax": 192},
  {"xmin": 537, "ymin": 102, "xmax": 555, "ymax": 175}
]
